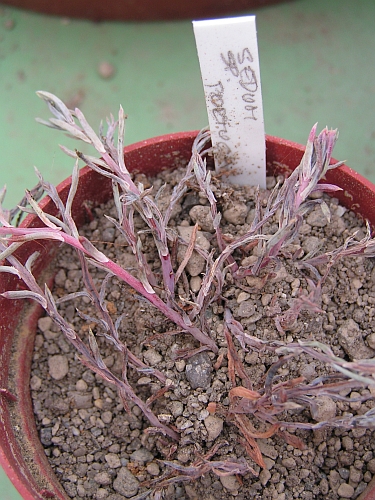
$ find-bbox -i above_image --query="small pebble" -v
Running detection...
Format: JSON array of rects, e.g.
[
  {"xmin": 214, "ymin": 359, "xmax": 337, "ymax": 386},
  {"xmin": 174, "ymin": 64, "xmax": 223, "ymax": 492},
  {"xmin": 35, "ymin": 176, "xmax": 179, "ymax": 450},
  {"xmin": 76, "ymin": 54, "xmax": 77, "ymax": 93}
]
[
  {"xmin": 40, "ymin": 427, "xmax": 52, "ymax": 446},
  {"xmin": 143, "ymin": 348, "xmax": 162, "ymax": 366},
  {"xmin": 95, "ymin": 489, "xmax": 109, "ymax": 500},
  {"xmin": 184, "ymin": 484, "xmax": 199, "ymax": 498},
  {"xmin": 257, "ymin": 441, "xmax": 278, "ymax": 460},
  {"xmin": 338, "ymin": 319, "xmax": 375, "ymax": 360},
  {"xmin": 30, "ymin": 375, "xmax": 42, "ymax": 390},
  {"xmin": 263, "ymin": 458, "xmax": 275, "ymax": 470},
  {"xmin": 301, "ymin": 235, "xmax": 322, "ymax": 254},
  {"xmin": 367, "ymin": 459, "xmax": 375, "ymax": 473},
  {"xmin": 337, "ymin": 483, "xmax": 355, "ymax": 498},
  {"xmin": 339, "ymin": 468, "xmax": 350, "ymax": 480},
  {"xmin": 102, "ymin": 227, "xmax": 115, "ymax": 242},
  {"xmin": 306, "ymin": 207, "xmax": 328, "ymax": 227},
  {"xmin": 342, "ymin": 436, "xmax": 353, "ymax": 451},
  {"xmin": 54, "ymin": 268, "xmax": 66, "ymax": 286},
  {"xmin": 237, "ymin": 300, "xmax": 255, "ymax": 318},
  {"xmin": 349, "ymin": 392, "xmax": 362, "ymax": 411},
  {"xmin": 169, "ymin": 400, "xmax": 184, "ymax": 417},
  {"xmin": 189, "ymin": 205, "xmax": 214, "ymax": 232},
  {"xmin": 199, "ymin": 409, "xmax": 209, "ymax": 421},
  {"xmin": 220, "ymin": 474, "xmax": 240, "ymax": 493},
  {"xmin": 71, "ymin": 393, "xmax": 93, "ymax": 409},
  {"xmin": 109, "ymin": 444, "xmax": 120, "ymax": 454},
  {"xmin": 94, "ymin": 471, "xmax": 111, "ymax": 485},
  {"xmin": 352, "ymin": 278, "xmax": 362, "ymax": 290},
  {"xmin": 261, "ymin": 293, "xmax": 272, "ymax": 306},
  {"xmin": 113, "ymin": 467, "xmax": 139, "ymax": 497},
  {"xmin": 177, "ymin": 226, "xmax": 211, "ymax": 251},
  {"xmin": 204, "ymin": 415, "xmax": 223, "ymax": 441},
  {"xmin": 177, "ymin": 226, "xmax": 210, "ymax": 276},
  {"xmin": 34, "ymin": 334, "xmax": 44, "ymax": 349},
  {"xmin": 185, "ymin": 352, "xmax": 212, "ymax": 389},
  {"xmin": 73, "ymin": 447, "xmax": 87, "ymax": 458},
  {"xmin": 130, "ymin": 448, "xmax": 154, "ymax": 464},
  {"xmin": 38, "ymin": 316, "xmax": 53, "ymax": 333},
  {"xmin": 48, "ymin": 355, "xmax": 69, "ymax": 380},
  {"xmin": 223, "ymin": 202, "xmax": 248, "ymax": 225},
  {"xmin": 147, "ymin": 462, "xmax": 160, "ymax": 476},
  {"xmin": 349, "ymin": 466, "xmax": 362, "ymax": 483},
  {"xmin": 367, "ymin": 332, "xmax": 375, "ymax": 349},
  {"xmin": 178, "ymin": 419, "xmax": 193, "ymax": 430},
  {"xmin": 310, "ymin": 396, "xmax": 336, "ymax": 422},
  {"xmin": 300, "ymin": 363, "xmax": 317, "ymax": 381},
  {"xmin": 190, "ymin": 276, "xmax": 202, "ymax": 293},
  {"xmin": 282, "ymin": 457, "xmax": 296, "ymax": 469},
  {"xmin": 76, "ymin": 379, "xmax": 88, "ymax": 391},
  {"xmin": 102, "ymin": 411, "xmax": 113, "ymax": 424},
  {"xmin": 352, "ymin": 428, "xmax": 367, "ymax": 438},
  {"xmin": 335, "ymin": 205, "xmax": 346, "ymax": 217},
  {"xmin": 137, "ymin": 376, "xmax": 152, "ymax": 385},
  {"xmin": 175, "ymin": 360, "xmax": 186, "ymax": 372},
  {"xmin": 259, "ymin": 469, "xmax": 271, "ymax": 486},
  {"xmin": 105, "ymin": 453, "xmax": 121, "ymax": 468},
  {"xmin": 237, "ymin": 291, "xmax": 250, "ymax": 303}
]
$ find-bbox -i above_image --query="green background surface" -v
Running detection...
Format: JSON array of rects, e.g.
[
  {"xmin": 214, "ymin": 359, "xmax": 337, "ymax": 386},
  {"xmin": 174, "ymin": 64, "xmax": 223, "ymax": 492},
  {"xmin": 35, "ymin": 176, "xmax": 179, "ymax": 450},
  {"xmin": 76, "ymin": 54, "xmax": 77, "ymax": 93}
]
[{"xmin": 0, "ymin": 0, "xmax": 375, "ymax": 497}]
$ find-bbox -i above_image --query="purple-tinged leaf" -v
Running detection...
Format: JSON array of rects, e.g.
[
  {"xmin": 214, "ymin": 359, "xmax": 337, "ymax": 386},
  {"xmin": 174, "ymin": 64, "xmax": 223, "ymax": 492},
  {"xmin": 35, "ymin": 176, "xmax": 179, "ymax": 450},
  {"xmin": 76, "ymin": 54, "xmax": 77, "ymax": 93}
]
[
  {"xmin": 88, "ymin": 329, "xmax": 107, "ymax": 369},
  {"xmin": 78, "ymin": 236, "xmax": 109, "ymax": 263},
  {"xmin": 310, "ymin": 183, "xmax": 342, "ymax": 193},
  {"xmin": 36, "ymin": 91, "xmax": 75, "ymax": 124},
  {"xmin": 74, "ymin": 107, "xmax": 106, "ymax": 154},
  {"xmin": 0, "ymin": 242, "xmax": 29, "ymax": 261},
  {"xmin": 48, "ymin": 118, "xmax": 91, "ymax": 143},
  {"xmin": 25, "ymin": 251, "xmax": 40, "ymax": 273},
  {"xmin": 0, "ymin": 265, "xmax": 20, "ymax": 277},
  {"xmin": 24, "ymin": 189, "xmax": 61, "ymax": 230},
  {"xmin": 117, "ymin": 106, "xmax": 127, "ymax": 174},
  {"xmin": 1, "ymin": 290, "xmax": 47, "ymax": 308}
]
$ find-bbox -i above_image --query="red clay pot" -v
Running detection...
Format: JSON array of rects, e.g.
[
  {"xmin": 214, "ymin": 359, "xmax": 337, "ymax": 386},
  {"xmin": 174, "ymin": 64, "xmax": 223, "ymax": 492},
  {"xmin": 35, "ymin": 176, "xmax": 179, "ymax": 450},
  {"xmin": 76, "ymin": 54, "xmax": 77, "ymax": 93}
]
[
  {"xmin": 1, "ymin": 132, "xmax": 375, "ymax": 499},
  {"xmin": 1, "ymin": 0, "xmax": 288, "ymax": 21}
]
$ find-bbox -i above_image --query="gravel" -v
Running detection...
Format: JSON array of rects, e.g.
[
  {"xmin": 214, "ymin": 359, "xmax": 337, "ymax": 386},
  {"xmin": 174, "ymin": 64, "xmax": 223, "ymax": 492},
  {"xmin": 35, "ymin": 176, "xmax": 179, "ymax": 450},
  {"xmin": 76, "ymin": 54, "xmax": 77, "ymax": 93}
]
[{"xmin": 30, "ymin": 166, "xmax": 375, "ymax": 499}]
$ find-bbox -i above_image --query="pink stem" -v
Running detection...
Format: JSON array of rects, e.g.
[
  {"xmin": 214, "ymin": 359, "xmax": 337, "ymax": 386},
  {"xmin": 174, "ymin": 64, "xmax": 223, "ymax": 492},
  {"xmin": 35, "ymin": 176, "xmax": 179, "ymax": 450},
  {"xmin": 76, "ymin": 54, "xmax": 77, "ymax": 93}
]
[{"xmin": 1, "ymin": 227, "xmax": 217, "ymax": 352}]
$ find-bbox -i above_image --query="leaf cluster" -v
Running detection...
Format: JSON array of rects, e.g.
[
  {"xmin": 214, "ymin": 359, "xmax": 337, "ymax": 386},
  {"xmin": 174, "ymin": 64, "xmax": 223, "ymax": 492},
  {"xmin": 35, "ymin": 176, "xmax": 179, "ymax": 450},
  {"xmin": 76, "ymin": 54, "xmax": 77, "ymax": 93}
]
[{"xmin": 1, "ymin": 93, "xmax": 375, "ymax": 494}]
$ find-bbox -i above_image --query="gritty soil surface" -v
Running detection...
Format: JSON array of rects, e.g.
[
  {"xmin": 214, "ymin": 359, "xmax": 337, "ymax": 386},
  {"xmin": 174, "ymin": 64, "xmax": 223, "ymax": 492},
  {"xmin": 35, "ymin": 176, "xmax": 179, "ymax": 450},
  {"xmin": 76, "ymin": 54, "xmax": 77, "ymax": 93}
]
[{"xmin": 30, "ymin": 166, "xmax": 375, "ymax": 500}]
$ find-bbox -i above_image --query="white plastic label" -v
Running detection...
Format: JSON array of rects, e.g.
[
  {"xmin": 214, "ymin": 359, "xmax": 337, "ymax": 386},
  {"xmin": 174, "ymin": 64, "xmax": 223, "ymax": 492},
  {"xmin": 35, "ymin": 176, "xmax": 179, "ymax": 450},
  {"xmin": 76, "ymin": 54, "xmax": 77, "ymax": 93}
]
[{"xmin": 193, "ymin": 16, "xmax": 266, "ymax": 188}]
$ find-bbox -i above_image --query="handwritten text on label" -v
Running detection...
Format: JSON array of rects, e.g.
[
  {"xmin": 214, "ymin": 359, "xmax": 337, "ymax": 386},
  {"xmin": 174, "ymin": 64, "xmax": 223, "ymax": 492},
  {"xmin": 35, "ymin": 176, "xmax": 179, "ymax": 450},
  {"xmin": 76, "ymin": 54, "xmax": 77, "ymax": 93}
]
[{"xmin": 193, "ymin": 16, "xmax": 266, "ymax": 187}]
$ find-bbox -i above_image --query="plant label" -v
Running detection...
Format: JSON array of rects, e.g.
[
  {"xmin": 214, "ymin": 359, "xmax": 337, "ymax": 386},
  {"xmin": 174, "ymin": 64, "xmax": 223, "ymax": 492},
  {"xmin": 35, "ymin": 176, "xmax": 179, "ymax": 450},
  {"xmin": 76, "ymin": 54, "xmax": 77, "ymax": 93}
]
[{"xmin": 193, "ymin": 16, "xmax": 266, "ymax": 188}]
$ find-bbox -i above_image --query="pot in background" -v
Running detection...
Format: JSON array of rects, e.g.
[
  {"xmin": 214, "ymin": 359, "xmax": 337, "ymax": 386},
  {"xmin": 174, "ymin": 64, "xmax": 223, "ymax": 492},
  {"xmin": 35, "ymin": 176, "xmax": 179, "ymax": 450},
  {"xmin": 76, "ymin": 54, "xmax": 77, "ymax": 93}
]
[
  {"xmin": 1, "ymin": 0, "xmax": 289, "ymax": 21},
  {"xmin": 1, "ymin": 131, "xmax": 375, "ymax": 499}
]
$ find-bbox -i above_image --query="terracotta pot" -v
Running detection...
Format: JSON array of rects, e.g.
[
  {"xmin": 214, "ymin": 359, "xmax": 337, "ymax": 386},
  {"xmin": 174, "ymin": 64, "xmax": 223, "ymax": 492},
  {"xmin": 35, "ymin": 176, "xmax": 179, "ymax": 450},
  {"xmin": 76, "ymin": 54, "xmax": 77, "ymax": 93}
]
[
  {"xmin": 1, "ymin": 131, "xmax": 375, "ymax": 499},
  {"xmin": 2, "ymin": 0, "xmax": 289, "ymax": 21}
]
